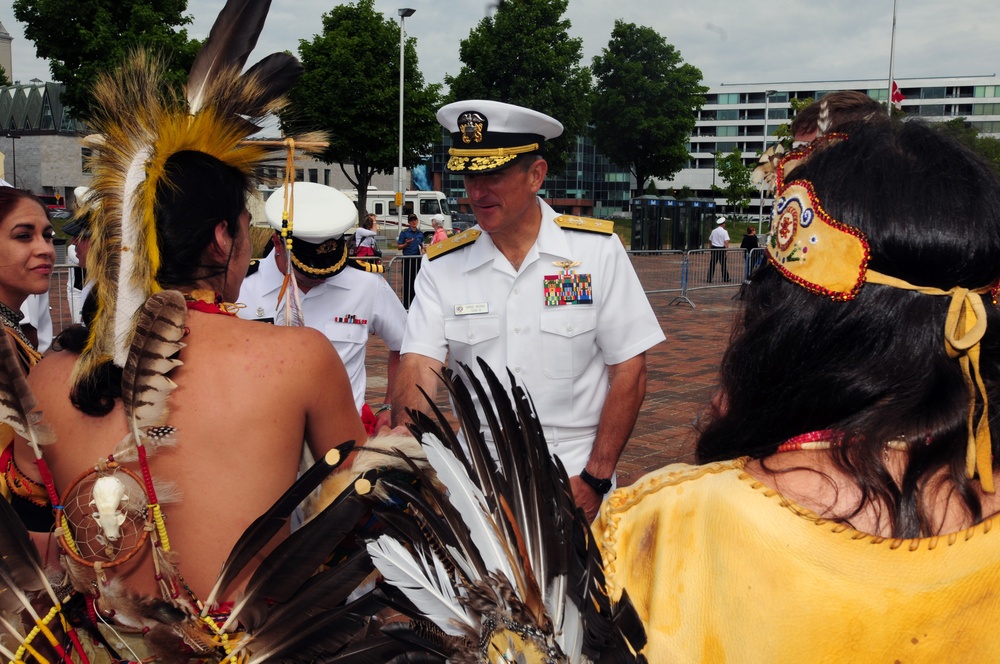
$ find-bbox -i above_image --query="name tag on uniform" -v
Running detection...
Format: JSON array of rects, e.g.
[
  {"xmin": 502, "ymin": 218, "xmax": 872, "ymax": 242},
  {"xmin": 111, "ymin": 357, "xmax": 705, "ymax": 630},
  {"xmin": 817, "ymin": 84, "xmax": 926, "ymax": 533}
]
[{"xmin": 455, "ymin": 302, "xmax": 489, "ymax": 316}]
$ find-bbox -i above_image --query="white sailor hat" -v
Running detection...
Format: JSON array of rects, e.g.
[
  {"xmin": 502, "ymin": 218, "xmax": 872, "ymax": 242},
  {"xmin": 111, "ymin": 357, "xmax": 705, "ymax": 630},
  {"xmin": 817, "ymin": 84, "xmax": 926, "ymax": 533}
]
[
  {"xmin": 437, "ymin": 99, "xmax": 563, "ymax": 174},
  {"xmin": 264, "ymin": 183, "xmax": 358, "ymax": 276},
  {"xmin": 716, "ymin": 216, "xmax": 727, "ymax": 225}
]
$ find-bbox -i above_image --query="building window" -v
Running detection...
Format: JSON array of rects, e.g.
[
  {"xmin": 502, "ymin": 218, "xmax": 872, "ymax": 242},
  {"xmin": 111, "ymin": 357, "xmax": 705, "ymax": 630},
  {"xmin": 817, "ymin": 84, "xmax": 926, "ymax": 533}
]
[
  {"xmin": 81, "ymin": 147, "xmax": 92, "ymax": 173},
  {"xmin": 308, "ymin": 168, "xmax": 318, "ymax": 183},
  {"xmin": 717, "ymin": 125, "xmax": 738, "ymax": 137},
  {"xmin": 717, "ymin": 109, "xmax": 738, "ymax": 121},
  {"xmin": 324, "ymin": 169, "xmax": 331, "ymax": 185},
  {"xmin": 920, "ymin": 87, "xmax": 946, "ymax": 100},
  {"xmin": 718, "ymin": 93, "xmax": 739, "ymax": 105}
]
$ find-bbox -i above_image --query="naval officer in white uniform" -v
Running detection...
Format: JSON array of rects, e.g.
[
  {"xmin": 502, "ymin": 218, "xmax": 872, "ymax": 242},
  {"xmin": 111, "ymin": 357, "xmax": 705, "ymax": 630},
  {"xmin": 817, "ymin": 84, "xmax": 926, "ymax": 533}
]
[
  {"xmin": 239, "ymin": 183, "xmax": 406, "ymax": 433},
  {"xmin": 393, "ymin": 100, "xmax": 665, "ymax": 520}
]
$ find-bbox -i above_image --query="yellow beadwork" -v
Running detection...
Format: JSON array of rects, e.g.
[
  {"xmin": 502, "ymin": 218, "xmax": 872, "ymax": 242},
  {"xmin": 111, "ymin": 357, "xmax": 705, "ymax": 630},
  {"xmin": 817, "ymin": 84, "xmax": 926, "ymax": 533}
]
[{"xmin": 151, "ymin": 502, "xmax": 171, "ymax": 551}]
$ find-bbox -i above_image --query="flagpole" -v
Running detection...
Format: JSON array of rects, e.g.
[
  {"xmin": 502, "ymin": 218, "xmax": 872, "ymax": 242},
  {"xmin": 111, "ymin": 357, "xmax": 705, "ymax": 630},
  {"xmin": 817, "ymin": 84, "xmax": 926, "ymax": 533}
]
[{"xmin": 887, "ymin": 0, "xmax": 898, "ymax": 117}]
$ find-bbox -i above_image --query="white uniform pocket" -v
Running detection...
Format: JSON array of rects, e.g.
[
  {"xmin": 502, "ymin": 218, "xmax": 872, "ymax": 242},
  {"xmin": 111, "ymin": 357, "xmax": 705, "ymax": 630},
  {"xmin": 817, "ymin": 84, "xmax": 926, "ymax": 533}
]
[
  {"xmin": 444, "ymin": 315, "xmax": 502, "ymax": 360},
  {"xmin": 324, "ymin": 321, "xmax": 370, "ymax": 347},
  {"xmin": 539, "ymin": 308, "xmax": 598, "ymax": 379}
]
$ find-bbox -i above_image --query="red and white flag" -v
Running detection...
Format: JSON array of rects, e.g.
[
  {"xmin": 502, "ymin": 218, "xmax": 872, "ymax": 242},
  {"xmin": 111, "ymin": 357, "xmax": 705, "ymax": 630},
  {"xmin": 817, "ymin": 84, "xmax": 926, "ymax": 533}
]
[{"xmin": 891, "ymin": 81, "xmax": 906, "ymax": 110}]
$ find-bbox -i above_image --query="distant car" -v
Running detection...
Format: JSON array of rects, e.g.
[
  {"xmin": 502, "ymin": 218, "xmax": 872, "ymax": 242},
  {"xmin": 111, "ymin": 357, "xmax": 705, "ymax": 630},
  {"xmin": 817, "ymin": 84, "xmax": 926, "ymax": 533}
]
[{"xmin": 450, "ymin": 211, "xmax": 477, "ymax": 233}]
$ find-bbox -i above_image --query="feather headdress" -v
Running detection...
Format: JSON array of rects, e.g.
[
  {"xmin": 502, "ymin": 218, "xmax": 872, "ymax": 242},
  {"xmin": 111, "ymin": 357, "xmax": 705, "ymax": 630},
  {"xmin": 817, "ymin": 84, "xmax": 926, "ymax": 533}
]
[
  {"xmin": 73, "ymin": 0, "xmax": 310, "ymax": 392},
  {"xmin": 366, "ymin": 360, "xmax": 648, "ymax": 662}
]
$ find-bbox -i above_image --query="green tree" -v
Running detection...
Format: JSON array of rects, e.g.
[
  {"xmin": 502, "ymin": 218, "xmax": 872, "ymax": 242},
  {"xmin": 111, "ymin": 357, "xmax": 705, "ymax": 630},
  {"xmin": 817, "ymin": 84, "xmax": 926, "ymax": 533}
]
[
  {"xmin": 938, "ymin": 117, "xmax": 1000, "ymax": 174},
  {"xmin": 712, "ymin": 149, "xmax": 755, "ymax": 215},
  {"xmin": 281, "ymin": 0, "xmax": 442, "ymax": 212},
  {"xmin": 13, "ymin": 0, "xmax": 198, "ymax": 120},
  {"xmin": 773, "ymin": 97, "xmax": 814, "ymax": 145},
  {"xmin": 444, "ymin": 0, "xmax": 591, "ymax": 174},
  {"xmin": 0, "ymin": 66, "xmax": 10, "ymax": 86},
  {"xmin": 591, "ymin": 21, "xmax": 706, "ymax": 198}
]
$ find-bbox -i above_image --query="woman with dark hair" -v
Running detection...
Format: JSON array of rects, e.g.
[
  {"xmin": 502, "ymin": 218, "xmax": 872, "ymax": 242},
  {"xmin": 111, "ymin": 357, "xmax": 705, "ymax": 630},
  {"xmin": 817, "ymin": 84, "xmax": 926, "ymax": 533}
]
[
  {"xmin": 0, "ymin": 187, "xmax": 54, "ymax": 368},
  {"xmin": 0, "ymin": 187, "xmax": 55, "ymax": 532},
  {"xmin": 596, "ymin": 121, "xmax": 1000, "ymax": 660}
]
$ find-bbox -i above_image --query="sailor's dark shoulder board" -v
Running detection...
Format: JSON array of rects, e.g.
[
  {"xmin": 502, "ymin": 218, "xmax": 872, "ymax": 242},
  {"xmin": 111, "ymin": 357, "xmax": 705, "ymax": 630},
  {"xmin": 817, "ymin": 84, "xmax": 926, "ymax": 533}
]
[
  {"xmin": 245, "ymin": 259, "xmax": 262, "ymax": 277},
  {"xmin": 348, "ymin": 258, "xmax": 385, "ymax": 274},
  {"xmin": 427, "ymin": 229, "xmax": 481, "ymax": 261},
  {"xmin": 554, "ymin": 215, "xmax": 615, "ymax": 235}
]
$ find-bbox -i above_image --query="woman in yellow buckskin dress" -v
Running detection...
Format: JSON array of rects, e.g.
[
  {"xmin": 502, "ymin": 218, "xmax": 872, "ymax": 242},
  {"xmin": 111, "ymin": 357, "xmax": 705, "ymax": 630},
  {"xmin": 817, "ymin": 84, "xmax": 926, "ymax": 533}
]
[{"xmin": 597, "ymin": 120, "xmax": 1000, "ymax": 661}]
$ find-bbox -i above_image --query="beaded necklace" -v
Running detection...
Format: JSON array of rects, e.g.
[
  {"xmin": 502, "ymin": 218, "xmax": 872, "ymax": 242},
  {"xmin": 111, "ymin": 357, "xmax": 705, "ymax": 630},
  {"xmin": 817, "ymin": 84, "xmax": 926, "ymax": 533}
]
[
  {"xmin": 182, "ymin": 289, "xmax": 241, "ymax": 316},
  {"xmin": 0, "ymin": 299, "xmax": 37, "ymax": 350}
]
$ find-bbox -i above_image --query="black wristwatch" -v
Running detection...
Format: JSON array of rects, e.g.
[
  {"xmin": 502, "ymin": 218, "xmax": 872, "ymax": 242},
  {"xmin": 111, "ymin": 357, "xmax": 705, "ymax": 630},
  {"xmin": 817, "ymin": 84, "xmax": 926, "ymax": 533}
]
[{"xmin": 579, "ymin": 469, "xmax": 613, "ymax": 495}]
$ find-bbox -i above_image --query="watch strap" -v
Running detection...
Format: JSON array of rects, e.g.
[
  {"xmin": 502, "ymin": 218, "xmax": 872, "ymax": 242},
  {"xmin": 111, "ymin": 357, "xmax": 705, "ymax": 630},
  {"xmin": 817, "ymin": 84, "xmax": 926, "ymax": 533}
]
[{"xmin": 579, "ymin": 468, "xmax": 612, "ymax": 495}]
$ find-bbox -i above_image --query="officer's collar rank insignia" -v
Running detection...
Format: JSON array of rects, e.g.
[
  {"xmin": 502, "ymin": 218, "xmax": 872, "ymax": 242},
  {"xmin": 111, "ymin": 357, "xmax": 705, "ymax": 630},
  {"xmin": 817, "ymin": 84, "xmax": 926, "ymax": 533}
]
[{"xmin": 544, "ymin": 260, "xmax": 593, "ymax": 306}]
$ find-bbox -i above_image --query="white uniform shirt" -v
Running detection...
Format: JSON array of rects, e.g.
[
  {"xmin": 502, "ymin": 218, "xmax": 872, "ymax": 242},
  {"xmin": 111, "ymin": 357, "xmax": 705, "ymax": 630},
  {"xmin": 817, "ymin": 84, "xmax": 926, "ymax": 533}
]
[
  {"xmin": 20, "ymin": 294, "xmax": 52, "ymax": 353},
  {"xmin": 238, "ymin": 256, "xmax": 407, "ymax": 410},
  {"xmin": 402, "ymin": 198, "xmax": 665, "ymax": 475},
  {"xmin": 709, "ymin": 225, "xmax": 730, "ymax": 248}
]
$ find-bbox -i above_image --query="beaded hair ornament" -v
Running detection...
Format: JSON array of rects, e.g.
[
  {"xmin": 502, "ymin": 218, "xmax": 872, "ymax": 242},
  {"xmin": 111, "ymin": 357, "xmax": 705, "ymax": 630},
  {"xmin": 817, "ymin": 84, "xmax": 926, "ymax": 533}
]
[{"xmin": 766, "ymin": 137, "xmax": 999, "ymax": 492}]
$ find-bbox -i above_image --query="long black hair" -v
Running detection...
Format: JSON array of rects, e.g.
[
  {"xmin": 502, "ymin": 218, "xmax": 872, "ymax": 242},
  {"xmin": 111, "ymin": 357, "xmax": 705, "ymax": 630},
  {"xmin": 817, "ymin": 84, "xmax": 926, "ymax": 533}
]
[
  {"xmin": 60, "ymin": 150, "xmax": 252, "ymax": 415},
  {"xmin": 697, "ymin": 121, "xmax": 1000, "ymax": 537}
]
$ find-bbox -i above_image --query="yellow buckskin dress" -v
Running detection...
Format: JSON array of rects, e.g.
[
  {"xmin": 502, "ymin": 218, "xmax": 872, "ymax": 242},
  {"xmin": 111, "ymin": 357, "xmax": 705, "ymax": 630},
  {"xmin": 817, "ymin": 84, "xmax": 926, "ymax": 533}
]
[{"xmin": 596, "ymin": 458, "xmax": 1000, "ymax": 662}]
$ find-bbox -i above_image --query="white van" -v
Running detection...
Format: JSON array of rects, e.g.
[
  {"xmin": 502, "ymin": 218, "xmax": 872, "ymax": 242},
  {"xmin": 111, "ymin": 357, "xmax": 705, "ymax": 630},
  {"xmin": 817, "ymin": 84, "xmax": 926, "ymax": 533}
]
[{"xmin": 348, "ymin": 190, "xmax": 452, "ymax": 240}]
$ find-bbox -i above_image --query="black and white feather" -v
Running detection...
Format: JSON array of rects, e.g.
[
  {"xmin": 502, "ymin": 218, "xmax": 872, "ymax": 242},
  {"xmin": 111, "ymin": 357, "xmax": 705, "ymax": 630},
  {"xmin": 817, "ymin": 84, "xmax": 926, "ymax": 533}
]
[{"xmin": 367, "ymin": 359, "xmax": 648, "ymax": 662}]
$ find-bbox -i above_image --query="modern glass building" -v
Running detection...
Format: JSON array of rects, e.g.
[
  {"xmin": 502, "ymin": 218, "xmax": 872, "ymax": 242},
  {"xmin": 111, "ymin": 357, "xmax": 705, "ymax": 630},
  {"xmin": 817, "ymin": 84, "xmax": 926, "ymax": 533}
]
[{"xmin": 657, "ymin": 74, "xmax": 1000, "ymax": 203}]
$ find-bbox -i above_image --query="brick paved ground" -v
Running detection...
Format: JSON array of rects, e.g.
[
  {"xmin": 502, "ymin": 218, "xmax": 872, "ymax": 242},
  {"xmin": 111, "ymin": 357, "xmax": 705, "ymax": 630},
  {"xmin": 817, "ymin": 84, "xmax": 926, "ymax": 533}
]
[{"xmin": 363, "ymin": 282, "xmax": 742, "ymax": 488}]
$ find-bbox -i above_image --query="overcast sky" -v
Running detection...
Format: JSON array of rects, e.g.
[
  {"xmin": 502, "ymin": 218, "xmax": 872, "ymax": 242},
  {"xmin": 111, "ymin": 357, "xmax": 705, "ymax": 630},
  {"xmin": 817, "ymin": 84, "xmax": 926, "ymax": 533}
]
[{"xmin": 3, "ymin": 0, "xmax": 998, "ymax": 93}]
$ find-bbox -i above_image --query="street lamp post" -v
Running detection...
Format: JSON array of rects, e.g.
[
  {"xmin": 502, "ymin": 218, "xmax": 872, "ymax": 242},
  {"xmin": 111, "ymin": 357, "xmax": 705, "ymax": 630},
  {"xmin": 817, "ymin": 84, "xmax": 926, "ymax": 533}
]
[
  {"xmin": 397, "ymin": 8, "xmax": 415, "ymax": 236},
  {"xmin": 758, "ymin": 90, "xmax": 777, "ymax": 233},
  {"xmin": 4, "ymin": 133, "xmax": 19, "ymax": 188}
]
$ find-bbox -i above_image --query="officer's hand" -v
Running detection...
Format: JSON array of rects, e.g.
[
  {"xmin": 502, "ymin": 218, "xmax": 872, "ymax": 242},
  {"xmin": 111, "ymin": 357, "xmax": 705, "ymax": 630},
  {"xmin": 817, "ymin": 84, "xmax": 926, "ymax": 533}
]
[
  {"xmin": 569, "ymin": 475, "xmax": 602, "ymax": 523},
  {"xmin": 374, "ymin": 408, "xmax": 393, "ymax": 433}
]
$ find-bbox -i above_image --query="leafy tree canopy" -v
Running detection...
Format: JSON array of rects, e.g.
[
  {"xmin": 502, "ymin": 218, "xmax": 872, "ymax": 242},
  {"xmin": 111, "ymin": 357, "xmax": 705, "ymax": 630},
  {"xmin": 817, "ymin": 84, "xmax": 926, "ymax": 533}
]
[
  {"xmin": 281, "ymin": 0, "xmax": 442, "ymax": 209},
  {"xmin": 712, "ymin": 149, "xmax": 755, "ymax": 213},
  {"xmin": 444, "ymin": 0, "xmax": 591, "ymax": 174},
  {"xmin": 13, "ymin": 0, "xmax": 198, "ymax": 120},
  {"xmin": 590, "ymin": 20, "xmax": 706, "ymax": 197},
  {"xmin": 938, "ymin": 117, "xmax": 1000, "ymax": 174},
  {"xmin": 0, "ymin": 66, "xmax": 10, "ymax": 87}
]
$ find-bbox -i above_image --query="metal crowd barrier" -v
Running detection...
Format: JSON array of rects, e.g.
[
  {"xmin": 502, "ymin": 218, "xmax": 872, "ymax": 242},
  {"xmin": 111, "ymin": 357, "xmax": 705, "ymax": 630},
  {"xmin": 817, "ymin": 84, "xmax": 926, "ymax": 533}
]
[
  {"xmin": 374, "ymin": 248, "xmax": 769, "ymax": 310},
  {"xmin": 45, "ymin": 246, "xmax": 771, "ymax": 337}
]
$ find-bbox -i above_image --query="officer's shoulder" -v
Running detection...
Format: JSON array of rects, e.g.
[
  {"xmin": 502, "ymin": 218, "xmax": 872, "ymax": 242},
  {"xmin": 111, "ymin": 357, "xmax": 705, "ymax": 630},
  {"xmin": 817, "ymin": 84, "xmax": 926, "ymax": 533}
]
[
  {"xmin": 554, "ymin": 215, "xmax": 615, "ymax": 236},
  {"xmin": 427, "ymin": 228, "xmax": 481, "ymax": 261},
  {"xmin": 245, "ymin": 258, "xmax": 262, "ymax": 277}
]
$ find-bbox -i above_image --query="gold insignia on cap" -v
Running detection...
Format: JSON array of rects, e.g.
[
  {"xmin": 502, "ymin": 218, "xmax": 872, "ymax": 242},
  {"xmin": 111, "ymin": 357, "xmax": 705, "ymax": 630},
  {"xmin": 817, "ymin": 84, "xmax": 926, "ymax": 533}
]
[
  {"xmin": 316, "ymin": 239, "xmax": 339, "ymax": 254},
  {"xmin": 458, "ymin": 111, "xmax": 485, "ymax": 144}
]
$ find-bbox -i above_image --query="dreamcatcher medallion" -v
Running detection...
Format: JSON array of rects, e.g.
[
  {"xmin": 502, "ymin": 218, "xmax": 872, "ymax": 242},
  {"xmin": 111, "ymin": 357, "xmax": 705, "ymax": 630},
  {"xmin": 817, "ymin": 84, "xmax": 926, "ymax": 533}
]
[{"xmin": 57, "ymin": 462, "xmax": 150, "ymax": 567}]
